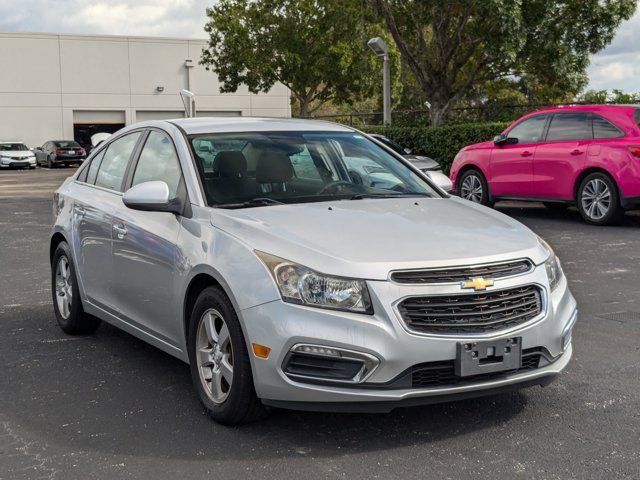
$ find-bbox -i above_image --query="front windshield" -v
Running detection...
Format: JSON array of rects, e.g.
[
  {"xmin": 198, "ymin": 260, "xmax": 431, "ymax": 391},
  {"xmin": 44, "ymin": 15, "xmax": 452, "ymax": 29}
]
[
  {"xmin": 0, "ymin": 143, "xmax": 28, "ymax": 151},
  {"xmin": 189, "ymin": 131, "xmax": 439, "ymax": 208}
]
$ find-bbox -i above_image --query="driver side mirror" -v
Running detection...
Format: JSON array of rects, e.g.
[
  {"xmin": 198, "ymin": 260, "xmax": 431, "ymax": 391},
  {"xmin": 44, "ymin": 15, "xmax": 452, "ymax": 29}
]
[
  {"xmin": 493, "ymin": 134, "xmax": 518, "ymax": 146},
  {"xmin": 123, "ymin": 181, "xmax": 182, "ymax": 214},
  {"xmin": 404, "ymin": 148, "xmax": 412, "ymax": 155}
]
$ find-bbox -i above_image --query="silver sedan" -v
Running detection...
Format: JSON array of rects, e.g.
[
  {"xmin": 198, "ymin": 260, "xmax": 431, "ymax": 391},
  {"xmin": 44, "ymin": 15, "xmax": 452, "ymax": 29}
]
[{"xmin": 50, "ymin": 118, "xmax": 577, "ymax": 425}]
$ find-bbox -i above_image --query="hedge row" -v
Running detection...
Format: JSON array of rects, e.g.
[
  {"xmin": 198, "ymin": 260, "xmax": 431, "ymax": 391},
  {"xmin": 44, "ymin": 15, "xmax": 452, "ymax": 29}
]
[{"xmin": 361, "ymin": 122, "xmax": 510, "ymax": 173}]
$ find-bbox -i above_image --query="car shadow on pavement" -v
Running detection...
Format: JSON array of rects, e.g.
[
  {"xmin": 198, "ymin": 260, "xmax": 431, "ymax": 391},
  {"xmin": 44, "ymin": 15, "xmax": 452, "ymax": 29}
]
[
  {"xmin": 495, "ymin": 201, "xmax": 640, "ymax": 227},
  {"xmin": 2, "ymin": 306, "xmax": 531, "ymax": 461}
]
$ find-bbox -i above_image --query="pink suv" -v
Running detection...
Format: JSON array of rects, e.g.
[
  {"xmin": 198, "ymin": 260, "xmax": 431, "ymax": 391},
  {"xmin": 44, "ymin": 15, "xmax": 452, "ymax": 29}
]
[{"xmin": 450, "ymin": 105, "xmax": 640, "ymax": 225}]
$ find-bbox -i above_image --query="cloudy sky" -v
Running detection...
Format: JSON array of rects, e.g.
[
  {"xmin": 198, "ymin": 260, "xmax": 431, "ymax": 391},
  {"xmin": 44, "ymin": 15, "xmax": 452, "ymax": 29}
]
[{"xmin": 0, "ymin": 0, "xmax": 638, "ymax": 92}]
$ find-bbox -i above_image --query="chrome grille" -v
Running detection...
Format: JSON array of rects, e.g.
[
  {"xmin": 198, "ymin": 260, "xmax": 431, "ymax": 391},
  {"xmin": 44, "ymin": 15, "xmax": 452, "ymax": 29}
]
[
  {"xmin": 391, "ymin": 260, "xmax": 532, "ymax": 284},
  {"xmin": 398, "ymin": 285, "xmax": 542, "ymax": 334}
]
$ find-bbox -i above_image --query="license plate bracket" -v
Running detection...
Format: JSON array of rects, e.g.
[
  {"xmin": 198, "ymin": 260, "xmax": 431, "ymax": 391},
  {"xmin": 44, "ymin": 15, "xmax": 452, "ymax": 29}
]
[{"xmin": 455, "ymin": 337, "xmax": 522, "ymax": 377}]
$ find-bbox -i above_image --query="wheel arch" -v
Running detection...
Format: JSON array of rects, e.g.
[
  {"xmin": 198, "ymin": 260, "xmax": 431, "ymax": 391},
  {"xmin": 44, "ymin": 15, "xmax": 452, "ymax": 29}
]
[
  {"xmin": 182, "ymin": 268, "xmax": 250, "ymax": 357},
  {"xmin": 456, "ymin": 163, "xmax": 487, "ymax": 188},
  {"xmin": 49, "ymin": 232, "xmax": 68, "ymax": 264},
  {"xmin": 573, "ymin": 167, "xmax": 620, "ymax": 201}
]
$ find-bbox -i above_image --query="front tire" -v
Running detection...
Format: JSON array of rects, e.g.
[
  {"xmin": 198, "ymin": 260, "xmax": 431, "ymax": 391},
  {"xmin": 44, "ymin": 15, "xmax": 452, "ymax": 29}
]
[
  {"xmin": 188, "ymin": 286, "xmax": 265, "ymax": 425},
  {"xmin": 458, "ymin": 169, "xmax": 493, "ymax": 207},
  {"xmin": 47, "ymin": 156, "xmax": 54, "ymax": 168},
  {"xmin": 577, "ymin": 172, "xmax": 623, "ymax": 226},
  {"xmin": 51, "ymin": 241, "xmax": 101, "ymax": 334}
]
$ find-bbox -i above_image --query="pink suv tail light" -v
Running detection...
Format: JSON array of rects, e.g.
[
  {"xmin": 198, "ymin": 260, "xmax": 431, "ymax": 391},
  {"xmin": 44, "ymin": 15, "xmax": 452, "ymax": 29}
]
[{"xmin": 628, "ymin": 146, "xmax": 640, "ymax": 158}]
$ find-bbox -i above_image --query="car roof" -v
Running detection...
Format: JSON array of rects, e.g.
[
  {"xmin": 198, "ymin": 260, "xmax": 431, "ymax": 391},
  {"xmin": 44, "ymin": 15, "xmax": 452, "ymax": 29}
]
[
  {"xmin": 132, "ymin": 116, "xmax": 356, "ymax": 135},
  {"xmin": 528, "ymin": 104, "xmax": 640, "ymax": 116},
  {"xmin": 0, "ymin": 141, "xmax": 26, "ymax": 144}
]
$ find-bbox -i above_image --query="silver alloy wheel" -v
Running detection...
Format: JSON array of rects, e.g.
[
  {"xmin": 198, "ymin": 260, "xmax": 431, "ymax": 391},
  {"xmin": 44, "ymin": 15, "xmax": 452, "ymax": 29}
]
[
  {"xmin": 461, "ymin": 174, "xmax": 483, "ymax": 203},
  {"xmin": 581, "ymin": 178, "xmax": 611, "ymax": 221},
  {"xmin": 196, "ymin": 308, "xmax": 234, "ymax": 403},
  {"xmin": 55, "ymin": 256, "xmax": 73, "ymax": 319}
]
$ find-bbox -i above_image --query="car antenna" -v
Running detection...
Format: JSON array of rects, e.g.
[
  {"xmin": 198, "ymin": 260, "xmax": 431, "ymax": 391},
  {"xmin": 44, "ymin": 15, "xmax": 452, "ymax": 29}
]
[{"xmin": 179, "ymin": 89, "xmax": 196, "ymax": 118}]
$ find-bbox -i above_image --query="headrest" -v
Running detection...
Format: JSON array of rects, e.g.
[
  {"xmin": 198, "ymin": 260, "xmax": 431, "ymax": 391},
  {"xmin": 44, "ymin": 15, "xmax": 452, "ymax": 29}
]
[
  {"xmin": 213, "ymin": 151, "xmax": 247, "ymax": 177},
  {"xmin": 256, "ymin": 149, "xmax": 294, "ymax": 183}
]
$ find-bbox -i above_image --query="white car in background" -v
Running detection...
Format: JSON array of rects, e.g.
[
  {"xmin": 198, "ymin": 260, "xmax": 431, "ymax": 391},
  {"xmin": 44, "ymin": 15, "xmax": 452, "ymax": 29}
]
[{"xmin": 0, "ymin": 142, "xmax": 37, "ymax": 169}]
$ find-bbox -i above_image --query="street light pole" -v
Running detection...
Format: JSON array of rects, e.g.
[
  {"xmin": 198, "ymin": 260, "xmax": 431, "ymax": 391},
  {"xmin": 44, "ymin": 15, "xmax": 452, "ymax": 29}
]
[
  {"xmin": 367, "ymin": 37, "xmax": 391, "ymax": 126},
  {"xmin": 382, "ymin": 53, "xmax": 391, "ymax": 126}
]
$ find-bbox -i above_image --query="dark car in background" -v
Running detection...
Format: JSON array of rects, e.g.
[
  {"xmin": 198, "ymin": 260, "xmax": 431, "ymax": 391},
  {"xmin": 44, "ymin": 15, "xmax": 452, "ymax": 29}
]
[
  {"xmin": 36, "ymin": 140, "xmax": 87, "ymax": 168},
  {"xmin": 369, "ymin": 133, "xmax": 453, "ymax": 191}
]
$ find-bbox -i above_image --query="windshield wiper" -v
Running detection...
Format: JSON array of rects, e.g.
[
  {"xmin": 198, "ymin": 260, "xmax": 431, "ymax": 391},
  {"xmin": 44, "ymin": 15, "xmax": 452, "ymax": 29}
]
[
  {"xmin": 215, "ymin": 197, "xmax": 284, "ymax": 209},
  {"xmin": 349, "ymin": 193, "xmax": 430, "ymax": 200}
]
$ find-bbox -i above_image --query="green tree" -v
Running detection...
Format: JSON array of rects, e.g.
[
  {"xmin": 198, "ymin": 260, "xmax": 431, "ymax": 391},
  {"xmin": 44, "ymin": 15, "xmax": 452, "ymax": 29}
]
[
  {"xmin": 201, "ymin": 0, "xmax": 379, "ymax": 117},
  {"xmin": 371, "ymin": 0, "xmax": 637, "ymax": 126},
  {"xmin": 579, "ymin": 88, "xmax": 640, "ymax": 103}
]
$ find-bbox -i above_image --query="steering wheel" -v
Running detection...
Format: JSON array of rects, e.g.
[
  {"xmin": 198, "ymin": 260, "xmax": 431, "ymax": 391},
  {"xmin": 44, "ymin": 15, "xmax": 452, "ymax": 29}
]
[{"xmin": 318, "ymin": 181, "xmax": 357, "ymax": 195}]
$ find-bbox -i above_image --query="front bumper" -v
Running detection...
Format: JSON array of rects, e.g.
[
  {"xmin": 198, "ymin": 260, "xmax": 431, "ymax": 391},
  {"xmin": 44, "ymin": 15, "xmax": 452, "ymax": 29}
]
[
  {"xmin": 240, "ymin": 265, "xmax": 577, "ymax": 409},
  {"xmin": 0, "ymin": 158, "xmax": 36, "ymax": 168}
]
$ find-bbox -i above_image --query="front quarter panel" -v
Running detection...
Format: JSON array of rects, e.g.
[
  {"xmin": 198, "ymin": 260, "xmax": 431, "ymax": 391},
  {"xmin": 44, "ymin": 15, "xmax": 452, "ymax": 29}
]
[
  {"xmin": 450, "ymin": 142, "xmax": 493, "ymax": 192},
  {"xmin": 176, "ymin": 205, "xmax": 281, "ymax": 349}
]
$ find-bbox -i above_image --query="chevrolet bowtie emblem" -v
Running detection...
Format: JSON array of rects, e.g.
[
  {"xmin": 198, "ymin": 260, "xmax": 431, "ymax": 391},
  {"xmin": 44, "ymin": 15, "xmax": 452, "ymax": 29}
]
[{"xmin": 460, "ymin": 277, "xmax": 494, "ymax": 291}]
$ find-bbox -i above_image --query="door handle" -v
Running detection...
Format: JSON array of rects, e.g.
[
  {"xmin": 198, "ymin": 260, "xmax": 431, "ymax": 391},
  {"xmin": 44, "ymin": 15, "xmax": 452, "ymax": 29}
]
[
  {"xmin": 113, "ymin": 224, "xmax": 128, "ymax": 239},
  {"xmin": 521, "ymin": 151, "xmax": 533, "ymax": 157},
  {"xmin": 570, "ymin": 149, "xmax": 584, "ymax": 155},
  {"xmin": 73, "ymin": 205, "xmax": 86, "ymax": 217}
]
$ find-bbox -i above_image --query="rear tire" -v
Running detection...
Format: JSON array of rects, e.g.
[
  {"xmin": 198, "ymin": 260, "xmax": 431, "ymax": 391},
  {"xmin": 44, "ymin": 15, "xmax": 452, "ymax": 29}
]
[
  {"xmin": 458, "ymin": 169, "xmax": 493, "ymax": 207},
  {"xmin": 188, "ymin": 286, "xmax": 266, "ymax": 425},
  {"xmin": 51, "ymin": 241, "xmax": 101, "ymax": 334},
  {"xmin": 577, "ymin": 172, "xmax": 624, "ymax": 226}
]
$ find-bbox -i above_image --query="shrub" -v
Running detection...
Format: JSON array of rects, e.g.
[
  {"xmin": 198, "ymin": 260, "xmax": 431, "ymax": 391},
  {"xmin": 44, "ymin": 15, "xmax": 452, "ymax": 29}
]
[{"xmin": 360, "ymin": 122, "xmax": 510, "ymax": 173}]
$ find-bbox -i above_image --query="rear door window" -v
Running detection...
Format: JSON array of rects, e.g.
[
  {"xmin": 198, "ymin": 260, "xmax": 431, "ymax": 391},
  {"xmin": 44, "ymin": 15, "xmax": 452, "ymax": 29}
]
[
  {"xmin": 507, "ymin": 115, "xmax": 548, "ymax": 143},
  {"xmin": 592, "ymin": 115, "xmax": 624, "ymax": 139},
  {"xmin": 94, "ymin": 132, "xmax": 142, "ymax": 192},
  {"xmin": 546, "ymin": 113, "xmax": 591, "ymax": 141}
]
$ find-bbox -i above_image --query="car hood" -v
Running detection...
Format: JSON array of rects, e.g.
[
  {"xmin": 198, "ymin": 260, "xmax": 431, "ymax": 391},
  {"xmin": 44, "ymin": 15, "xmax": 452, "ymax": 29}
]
[
  {"xmin": 209, "ymin": 197, "xmax": 547, "ymax": 280},
  {"xmin": 461, "ymin": 140, "xmax": 495, "ymax": 152},
  {"xmin": 406, "ymin": 155, "xmax": 439, "ymax": 170}
]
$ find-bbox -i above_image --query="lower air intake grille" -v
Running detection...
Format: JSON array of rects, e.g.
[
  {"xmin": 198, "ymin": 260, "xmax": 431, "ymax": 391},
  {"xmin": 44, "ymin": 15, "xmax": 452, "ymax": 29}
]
[
  {"xmin": 411, "ymin": 348, "xmax": 543, "ymax": 388},
  {"xmin": 398, "ymin": 285, "xmax": 543, "ymax": 334}
]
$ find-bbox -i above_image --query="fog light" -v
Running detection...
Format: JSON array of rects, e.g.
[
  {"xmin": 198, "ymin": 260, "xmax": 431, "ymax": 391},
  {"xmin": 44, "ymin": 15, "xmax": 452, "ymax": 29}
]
[
  {"xmin": 252, "ymin": 343, "xmax": 271, "ymax": 359},
  {"xmin": 293, "ymin": 345, "xmax": 342, "ymax": 357},
  {"xmin": 283, "ymin": 343, "xmax": 380, "ymax": 384}
]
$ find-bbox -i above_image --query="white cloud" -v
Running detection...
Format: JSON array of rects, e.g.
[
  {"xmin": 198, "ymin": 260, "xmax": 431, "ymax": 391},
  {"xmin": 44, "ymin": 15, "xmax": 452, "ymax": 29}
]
[
  {"xmin": 587, "ymin": 10, "xmax": 640, "ymax": 92},
  {"xmin": 0, "ymin": 0, "xmax": 211, "ymax": 38}
]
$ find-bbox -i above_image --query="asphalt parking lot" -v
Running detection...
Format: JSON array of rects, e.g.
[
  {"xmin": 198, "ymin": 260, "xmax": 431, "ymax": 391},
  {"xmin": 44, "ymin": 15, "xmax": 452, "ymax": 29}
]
[{"xmin": 1, "ymin": 167, "xmax": 639, "ymax": 480}]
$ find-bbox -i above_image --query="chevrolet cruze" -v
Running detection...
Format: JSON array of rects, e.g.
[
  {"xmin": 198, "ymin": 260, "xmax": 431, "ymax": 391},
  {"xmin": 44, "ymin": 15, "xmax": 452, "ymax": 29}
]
[
  {"xmin": 51, "ymin": 118, "xmax": 577, "ymax": 425},
  {"xmin": 450, "ymin": 105, "xmax": 640, "ymax": 225}
]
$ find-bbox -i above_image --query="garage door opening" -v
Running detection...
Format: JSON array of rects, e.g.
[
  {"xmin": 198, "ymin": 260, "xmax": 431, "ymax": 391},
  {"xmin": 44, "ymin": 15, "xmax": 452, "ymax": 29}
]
[
  {"xmin": 73, "ymin": 124, "xmax": 124, "ymax": 151},
  {"xmin": 73, "ymin": 110, "xmax": 126, "ymax": 150}
]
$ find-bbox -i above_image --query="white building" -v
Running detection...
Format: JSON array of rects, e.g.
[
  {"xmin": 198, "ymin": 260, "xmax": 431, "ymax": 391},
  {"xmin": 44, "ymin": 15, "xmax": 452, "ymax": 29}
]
[{"xmin": 0, "ymin": 31, "xmax": 291, "ymax": 148}]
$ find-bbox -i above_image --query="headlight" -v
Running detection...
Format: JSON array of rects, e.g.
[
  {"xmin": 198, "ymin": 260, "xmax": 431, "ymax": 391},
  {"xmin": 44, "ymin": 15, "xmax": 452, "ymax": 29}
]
[
  {"xmin": 538, "ymin": 237, "xmax": 563, "ymax": 290},
  {"xmin": 255, "ymin": 251, "xmax": 373, "ymax": 314}
]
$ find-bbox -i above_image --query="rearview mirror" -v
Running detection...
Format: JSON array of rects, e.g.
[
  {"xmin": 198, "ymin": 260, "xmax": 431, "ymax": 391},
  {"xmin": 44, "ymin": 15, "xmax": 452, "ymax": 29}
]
[
  {"xmin": 123, "ymin": 181, "xmax": 181, "ymax": 214},
  {"xmin": 493, "ymin": 134, "xmax": 518, "ymax": 146}
]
